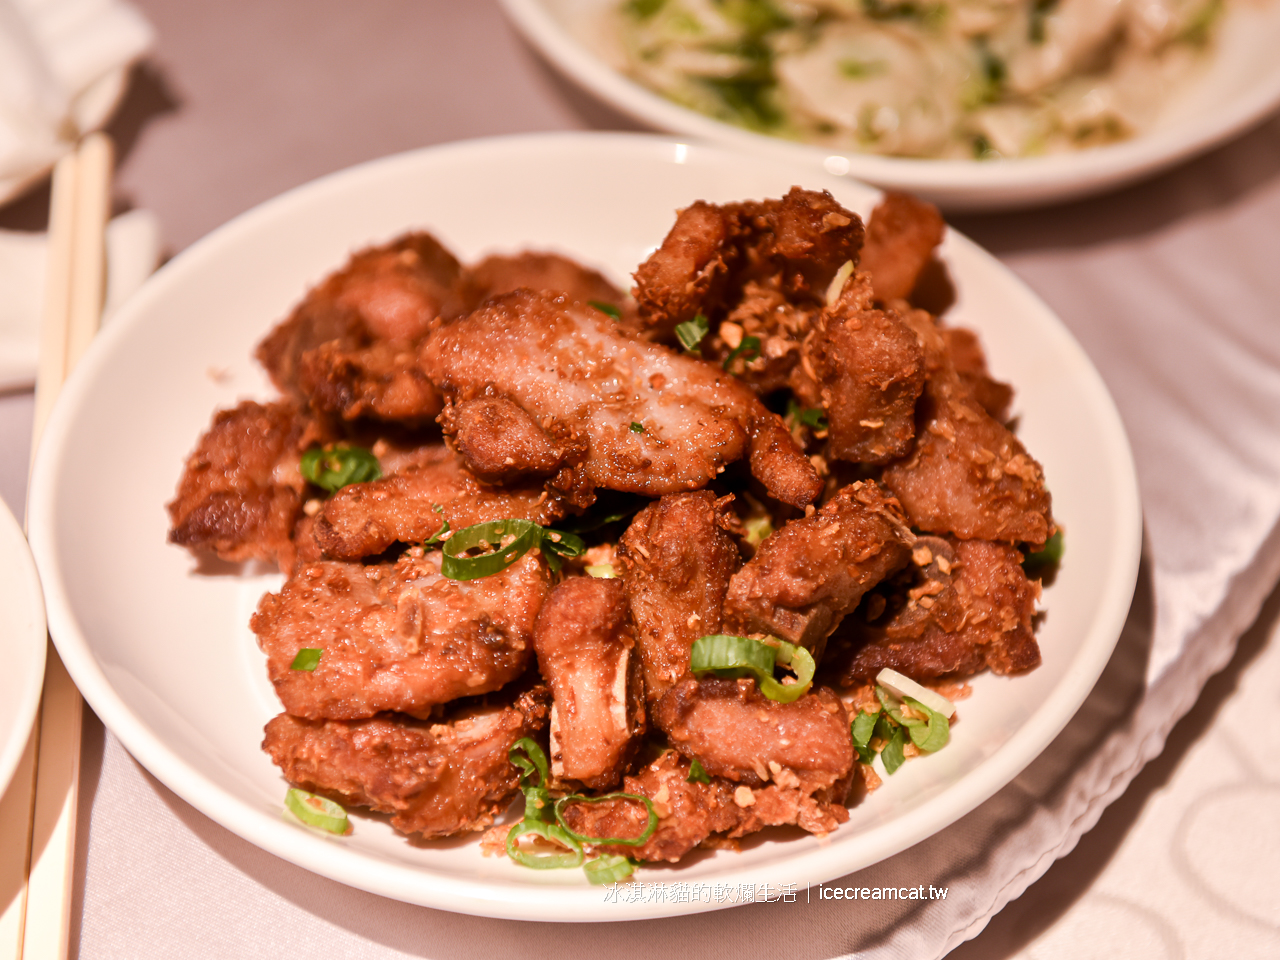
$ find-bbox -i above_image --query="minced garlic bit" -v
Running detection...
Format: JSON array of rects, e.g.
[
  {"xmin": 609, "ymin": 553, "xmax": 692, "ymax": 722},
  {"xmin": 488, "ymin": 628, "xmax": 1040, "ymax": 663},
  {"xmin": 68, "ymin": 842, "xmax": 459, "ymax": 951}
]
[{"xmin": 733, "ymin": 786, "xmax": 756, "ymax": 808}]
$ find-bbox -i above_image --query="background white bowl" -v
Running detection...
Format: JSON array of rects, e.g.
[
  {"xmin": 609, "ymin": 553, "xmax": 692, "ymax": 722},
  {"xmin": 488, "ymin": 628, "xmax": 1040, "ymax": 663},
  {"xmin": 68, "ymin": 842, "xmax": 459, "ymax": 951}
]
[
  {"xmin": 27, "ymin": 132, "xmax": 1140, "ymax": 920},
  {"xmin": 501, "ymin": 0, "xmax": 1280, "ymax": 211}
]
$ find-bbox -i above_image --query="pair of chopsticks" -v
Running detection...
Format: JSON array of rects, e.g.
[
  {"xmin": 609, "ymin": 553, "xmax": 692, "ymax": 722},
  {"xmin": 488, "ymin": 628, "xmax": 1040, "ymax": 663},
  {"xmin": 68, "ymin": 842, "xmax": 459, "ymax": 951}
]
[{"xmin": 0, "ymin": 132, "xmax": 113, "ymax": 960}]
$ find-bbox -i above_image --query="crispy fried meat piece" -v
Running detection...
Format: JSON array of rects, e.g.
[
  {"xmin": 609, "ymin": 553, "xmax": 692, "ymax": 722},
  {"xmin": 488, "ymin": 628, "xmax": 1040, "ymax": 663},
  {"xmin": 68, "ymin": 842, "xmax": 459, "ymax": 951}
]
[
  {"xmin": 297, "ymin": 339, "xmax": 441, "ymax": 424},
  {"xmin": 460, "ymin": 251, "xmax": 629, "ymax": 312},
  {"xmin": 257, "ymin": 233, "xmax": 466, "ymax": 400},
  {"xmin": 558, "ymin": 748, "xmax": 851, "ymax": 863},
  {"xmin": 633, "ymin": 188, "xmax": 864, "ymax": 392},
  {"xmin": 883, "ymin": 308, "xmax": 1054, "ymax": 545},
  {"xmin": 262, "ymin": 685, "xmax": 551, "ymax": 838},
  {"xmin": 420, "ymin": 290, "xmax": 821, "ymax": 507},
  {"xmin": 619, "ymin": 492, "xmax": 739, "ymax": 706},
  {"xmin": 438, "ymin": 396, "xmax": 578, "ymax": 484},
  {"xmin": 168, "ymin": 400, "xmax": 315, "ymax": 571},
  {"xmin": 654, "ymin": 679, "xmax": 853, "ymax": 789},
  {"xmin": 252, "ymin": 550, "xmax": 548, "ymax": 719},
  {"xmin": 791, "ymin": 271, "xmax": 925, "ymax": 464},
  {"xmin": 841, "ymin": 536, "xmax": 1041, "ymax": 682},
  {"xmin": 943, "ymin": 327, "xmax": 1014, "ymax": 422},
  {"xmin": 312, "ymin": 446, "xmax": 561, "ymax": 560},
  {"xmin": 724, "ymin": 481, "xmax": 913, "ymax": 659},
  {"xmin": 860, "ymin": 192, "xmax": 946, "ymax": 304},
  {"xmin": 532, "ymin": 578, "xmax": 644, "ymax": 790}
]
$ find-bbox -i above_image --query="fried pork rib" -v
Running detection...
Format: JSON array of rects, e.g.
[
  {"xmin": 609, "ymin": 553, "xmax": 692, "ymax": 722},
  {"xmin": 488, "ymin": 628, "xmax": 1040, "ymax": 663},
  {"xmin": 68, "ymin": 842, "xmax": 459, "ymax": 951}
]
[
  {"xmin": 298, "ymin": 339, "xmax": 441, "ymax": 424},
  {"xmin": 532, "ymin": 578, "xmax": 644, "ymax": 789},
  {"xmin": 654, "ymin": 680, "xmax": 853, "ymax": 789},
  {"xmin": 859, "ymin": 191, "xmax": 946, "ymax": 305},
  {"xmin": 619, "ymin": 492, "xmax": 739, "ymax": 706},
  {"xmin": 842, "ymin": 536, "xmax": 1041, "ymax": 682},
  {"xmin": 883, "ymin": 307, "xmax": 1055, "ymax": 545},
  {"xmin": 263, "ymin": 685, "xmax": 551, "ymax": 838},
  {"xmin": 724, "ymin": 481, "xmax": 912, "ymax": 658},
  {"xmin": 792, "ymin": 271, "xmax": 925, "ymax": 464},
  {"xmin": 257, "ymin": 232, "xmax": 466, "ymax": 406},
  {"xmin": 167, "ymin": 400, "xmax": 315, "ymax": 570},
  {"xmin": 558, "ymin": 749, "xmax": 851, "ymax": 863},
  {"xmin": 460, "ymin": 251, "xmax": 628, "ymax": 311},
  {"xmin": 632, "ymin": 187, "xmax": 863, "ymax": 392},
  {"xmin": 312, "ymin": 445, "xmax": 561, "ymax": 560},
  {"xmin": 420, "ymin": 290, "xmax": 821, "ymax": 507},
  {"xmin": 252, "ymin": 551, "xmax": 548, "ymax": 720}
]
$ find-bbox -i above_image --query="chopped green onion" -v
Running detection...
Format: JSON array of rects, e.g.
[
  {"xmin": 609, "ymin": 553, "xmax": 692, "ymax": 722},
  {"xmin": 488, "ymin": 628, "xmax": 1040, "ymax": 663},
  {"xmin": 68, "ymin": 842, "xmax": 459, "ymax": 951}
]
[
  {"xmin": 558, "ymin": 492, "xmax": 647, "ymax": 534},
  {"xmin": 284, "ymin": 788, "xmax": 350, "ymax": 834},
  {"xmin": 290, "ymin": 648, "xmax": 322, "ymax": 671},
  {"xmin": 851, "ymin": 708, "xmax": 879, "ymax": 765},
  {"xmin": 630, "ymin": 422, "xmax": 644, "ymax": 433},
  {"xmin": 299, "ymin": 444, "xmax": 381, "ymax": 493},
  {"xmin": 554, "ymin": 793, "xmax": 659, "ymax": 847},
  {"xmin": 441, "ymin": 520, "xmax": 585, "ymax": 579},
  {"xmin": 880, "ymin": 724, "xmax": 907, "ymax": 775},
  {"xmin": 722, "ymin": 335, "xmax": 761, "ymax": 371},
  {"xmin": 589, "ymin": 300, "xmax": 622, "ymax": 321},
  {"xmin": 506, "ymin": 819, "xmax": 584, "ymax": 869},
  {"xmin": 786, "ymin": 399, "xmax": 828, "ymax": 431},
  {"xmin": 876, "ymin": 668, "xmax": 956, "ymax": 718},
  {"xmin": 585, "ymin": 564, "xmax": 617, "ymax": 579},
  {"xmin": 510, "ymin": 737, "xmax": 550, "ymax": 791},
  {"xmin": 689, "ymin": 634, "xmax": 815, "ymax": 703},
  {"xmin": 1023, "ymin": 529, "xmax": 1064, "ymax": 572},
  {"xmin": 584, "ymin": 854, "xmax": 637, "ymax": 884},
  {"xmin": 686, "ymin": 758, "xmax": 711, "ymax": 784},
  {"xmin": 903, "ymin": 697, "xmax": 950, "ymax": 753},
  {"xmin": 675, "ymin": 314, "xmax": 710, "ymax": 353}
]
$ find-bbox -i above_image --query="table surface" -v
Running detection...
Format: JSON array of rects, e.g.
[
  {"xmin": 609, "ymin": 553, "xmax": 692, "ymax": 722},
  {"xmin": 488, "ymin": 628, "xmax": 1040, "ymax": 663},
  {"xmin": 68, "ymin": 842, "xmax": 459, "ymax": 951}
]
[{"xmin": 3, "ymin": 2, "xmax": 1280, "ymax": 956}]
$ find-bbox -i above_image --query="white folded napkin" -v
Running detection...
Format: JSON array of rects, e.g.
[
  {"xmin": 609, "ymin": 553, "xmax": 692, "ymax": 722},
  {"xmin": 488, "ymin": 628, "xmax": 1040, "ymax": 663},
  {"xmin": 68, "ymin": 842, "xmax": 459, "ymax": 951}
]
[
  {"xmin": 0, "ymin": 207, "xmax": 159, "ymax": 388},
  {"xmin": 0, "ymin": 0, "xmax": 152, "ymax": 205}
]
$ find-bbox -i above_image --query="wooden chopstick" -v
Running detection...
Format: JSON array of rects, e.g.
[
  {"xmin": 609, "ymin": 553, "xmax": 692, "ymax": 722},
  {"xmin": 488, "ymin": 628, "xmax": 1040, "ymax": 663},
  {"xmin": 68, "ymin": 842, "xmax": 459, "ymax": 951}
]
[{"xmin": 3, "ymin": 131, "xmax": 114, "ymax": 960}]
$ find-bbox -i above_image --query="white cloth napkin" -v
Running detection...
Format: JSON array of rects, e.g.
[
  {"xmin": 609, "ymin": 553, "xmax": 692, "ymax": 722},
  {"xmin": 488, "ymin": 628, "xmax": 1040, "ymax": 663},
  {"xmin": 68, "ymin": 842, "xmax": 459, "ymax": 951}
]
[
  {"xmin": 0, "ymin": 208, "xmax": 160, "ymax": 388},
  {"xmin": 0, "ymin": 0, "xmax": 152, "ymax": 205}
]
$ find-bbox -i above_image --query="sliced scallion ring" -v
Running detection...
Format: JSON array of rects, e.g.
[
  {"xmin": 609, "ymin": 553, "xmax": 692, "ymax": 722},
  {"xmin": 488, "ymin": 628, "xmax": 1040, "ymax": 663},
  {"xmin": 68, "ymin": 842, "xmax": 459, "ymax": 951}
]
[
  {"xmin": 689, "ymin": 634, "xmax": 815, "ymax": 703},
  {"xmin": 903, "ymin": 696, "xmax": 950, "ymax": 753},
  {"xmin": 675, "ymin": 313, "xmax": 709, "ymax": 353},
  {"xmin": 584, "ymin": 855, "xmax": 637, "ymax": 885},
  {"xmin": 441, "ymin": 519, "xmax": 544, "ymax": 580},
  {"xmin": 299, "ymin": 444, "xmax": 382, "ymax": 493},
  {"xmin": 588, "ymin": 300, "xmax": 622, "ymax": 321},
  {"xmin": 284, "ymin": 788, "xmax": 350, "ymax": 835},
  {"xmin": 505, "ymin": 819, "xmax": 584, "ymax": 869},
  {"xmin": 554, "ymin": 793, "xmax": 659, "ymax": 847},
  {"xmin": 686, "ymin": 757, "xmax": 711, "ymax": 784}
]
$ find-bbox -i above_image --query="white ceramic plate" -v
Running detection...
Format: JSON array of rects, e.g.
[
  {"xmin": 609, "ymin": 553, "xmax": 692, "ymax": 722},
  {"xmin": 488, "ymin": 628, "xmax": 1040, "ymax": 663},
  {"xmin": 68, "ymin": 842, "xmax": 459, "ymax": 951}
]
[
  {"xmin": 501, "ymin": 0, "xmax": 1280, "ymax": 211},
  {"xmin": 0, "ymin": 496, "xmax": 47, "ymax": 797},
  {"xmin": 28, "ymin": 132, "xmax": 1141, "ymax": 920}
]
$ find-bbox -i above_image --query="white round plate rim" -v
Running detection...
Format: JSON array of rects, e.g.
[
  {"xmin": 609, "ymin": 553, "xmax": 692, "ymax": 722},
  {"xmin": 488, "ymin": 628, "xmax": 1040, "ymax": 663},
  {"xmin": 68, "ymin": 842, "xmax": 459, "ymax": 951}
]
[
  {"xmin": 28, "ymin": 131, "xmax": 1140, "ymax": 921},
  {"xmin": 0, "ymin": 495, "xmax": 47, "ymax": 796},
  {"xmin": 500, "ymin": 0, "xmax": 1280, "ymax": 211}
]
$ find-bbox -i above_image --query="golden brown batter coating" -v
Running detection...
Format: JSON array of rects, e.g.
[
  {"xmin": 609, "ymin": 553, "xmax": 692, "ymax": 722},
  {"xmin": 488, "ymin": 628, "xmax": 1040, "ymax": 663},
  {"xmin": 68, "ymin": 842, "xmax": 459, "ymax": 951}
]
[
  {"xmin": 791, "ymin": 271, "xmax": 926, "ymax": 464},
  {"xmin": 312, "ymin": 446, "xmax": 560, "ymax": 561},
  {"xmin": 420, "ymin": 290, "xmax": 821, "ymax": 507},
  {"xmin": 262, "ymin": 685, "xmax": 550, "ymax": 838},
  {"xmin": 619, "ymin": 492, "xmax": 739, "ymax": 706},
  {"xmin": 883, "ymin": 307, "xmax": 1054, "ymax": 545},
  {"xmin": 724, "ymin": 481, "xmax": 913, "ymax": 658},
  {"xmin": 167, "ymin": 400, "xmax": 316, "ymax": 571},
  {"xmin": 840, "ymin": 536, "xmax": 1041, "ymax": 682},
  {"xmin": 297, "ymin": 339, "xmax": 442, "ymax": 425},
  {"xmin": 532, "ymin": 578, "xmax": 644, "ymax": 790},
  {"xmin": 654, "ymin": 679, "xmax": 853, "ymax": 790},
  {"xmin": 860, "ymin": 191, "xmax": 946, "ymax": 304},
  {"xmin": 460, "ymin": 251, "xmax": 629, "ymax": 313},
  {"xmin": 257, "ymin": 232, "xmax": 466, "ymax": 403},
  {"xmin": 252, "ymin": 550, "xmax": 548, "ymax": 720}
]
